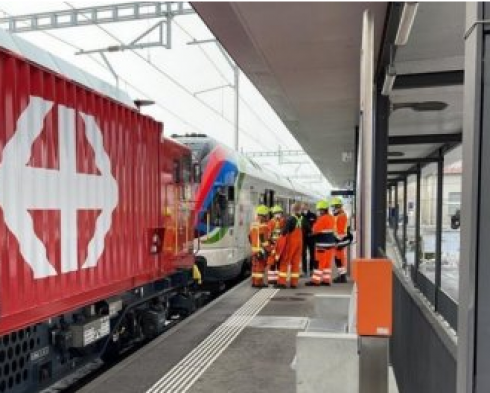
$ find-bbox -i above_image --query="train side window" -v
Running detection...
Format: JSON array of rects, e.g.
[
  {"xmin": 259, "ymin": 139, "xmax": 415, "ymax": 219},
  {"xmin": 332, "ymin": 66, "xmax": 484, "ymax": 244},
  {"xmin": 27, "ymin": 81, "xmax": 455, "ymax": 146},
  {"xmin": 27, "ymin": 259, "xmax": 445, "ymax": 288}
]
[
  {"xmin": 250, "ymin": 191, "xmax": 259, "ymax": 206},
  {"xmin": 226, "ymin": 186, "xmax": 235, "ymax": 226},
  {"xmin": 228, "ymin": 187, "xmax": 235, "ymax": 202},
  {"xmin": 182, "ymin": 156, "xmax": 191, "ymax": 184},
  {"xmin": 193, "ymin": 163, "xmax": 201, "ymax": 183},
  {"xmin": 173, "ymin": 160, "xmax": 181, "ymax": 184}
]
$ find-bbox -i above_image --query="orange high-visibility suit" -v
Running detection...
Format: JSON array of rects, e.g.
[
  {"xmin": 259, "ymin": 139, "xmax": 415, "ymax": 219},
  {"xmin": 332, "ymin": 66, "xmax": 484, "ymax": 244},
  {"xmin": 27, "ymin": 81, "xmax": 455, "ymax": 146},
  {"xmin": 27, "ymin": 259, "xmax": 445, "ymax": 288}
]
[
  {"xmin": 249, "ymin": 222, "xmax": 271, "ymax": 287},
  {"xmin": 310, "ymin": 214, "xmax": 336, "ymax": 285},
  {"xmin": 334, "ymin": 210, "xmax": 349, "ymax": 281},
  {"xmin": 275, "ymin": 215, "xmax": 303, "ymax": 287},
  {"xmin": 267, "ymin": 216, "xmax": 285, "ymax": 284}
]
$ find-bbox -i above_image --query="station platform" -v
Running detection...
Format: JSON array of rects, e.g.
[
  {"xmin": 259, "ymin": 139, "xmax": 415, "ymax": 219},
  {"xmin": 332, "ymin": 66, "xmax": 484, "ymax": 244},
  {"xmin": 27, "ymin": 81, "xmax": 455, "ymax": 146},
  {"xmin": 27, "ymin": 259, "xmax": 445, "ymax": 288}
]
[{"xmin": 80, "ymin": 279, "xmax": 398, "ymax": 393}]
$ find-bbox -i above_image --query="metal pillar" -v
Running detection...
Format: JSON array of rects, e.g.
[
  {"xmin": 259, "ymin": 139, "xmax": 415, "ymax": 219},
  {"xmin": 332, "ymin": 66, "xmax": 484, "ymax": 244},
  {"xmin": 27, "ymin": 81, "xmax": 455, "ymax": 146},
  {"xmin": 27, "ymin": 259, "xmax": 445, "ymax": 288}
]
[
  {"xmin": 393, "ymin": 183, "xmax": 399, "ymax": 237},
  {"xmin": 359, "ymin": 10, "xmax": 389, "ymax": 392},
  {"xmin": 188, "ymin": 39, "xmax": 240, "ymax": 151},
  {"xmin": 388, "ymin": 186, "xmax": 392, "ymax": 210},
  {"xmin": 357, "ymin": 9, "xmax": 375, "ymax": 258},
  {"xmin": 434, "ymin": 149, "xmax": 444, "ymax": 311},
  {"xmin": 414, "ymin": 164, "xmax": 421, "ymax": 281},
  {"xmin": 372, "ymin": 84, "xmax": 389, "ymax": 256},
  {"xmin": 402, "ymin": 177, "xmax": 407, "ymax": 262},
  {"xmin": 353, "ymin": 126, "xmax": 359, "ymax": 232},
  {"xmin": 233, "ymin": 66, "xmax": 240, "ymax": 151},
  {"xmin": 458, "ymin": 3, "xmax": 490, "ymax": 392},
  {"xmin": 360, "ymin": 338, "xmax": 389, "ymax": 393}
]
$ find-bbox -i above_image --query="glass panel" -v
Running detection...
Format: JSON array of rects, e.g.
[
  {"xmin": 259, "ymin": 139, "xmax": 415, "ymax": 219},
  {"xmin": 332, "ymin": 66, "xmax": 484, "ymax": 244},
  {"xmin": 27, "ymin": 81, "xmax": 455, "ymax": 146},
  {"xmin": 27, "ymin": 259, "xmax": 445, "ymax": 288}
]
[
  {"xmin": 182, "ymin": 155, "xmax": 191, "ymax": 184},
  {"xmin": 441, "ymin": 146, "xmax": 462, "ymax": 302},
  {"xmin": 405, "ymin": 175, "xmax": 417, "ymax": 266},
  {"xmin": 173, "ymin": 159, "xmax": 181, "ymax": 183},
  {"xmin": 419, "ymin": 162, "xmax": 438, "ymax": 287},
  {"xmin": 199, "ymin": 186, "xmax": 235, "ymax": 228}
]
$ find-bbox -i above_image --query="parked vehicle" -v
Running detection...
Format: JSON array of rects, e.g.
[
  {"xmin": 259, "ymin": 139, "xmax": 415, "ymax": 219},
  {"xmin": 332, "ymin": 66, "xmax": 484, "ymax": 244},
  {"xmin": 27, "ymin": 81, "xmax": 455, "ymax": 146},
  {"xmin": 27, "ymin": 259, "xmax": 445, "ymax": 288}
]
[{"xmin": 451, "ymin": 209, "xmax": 461, "ymax": 230}]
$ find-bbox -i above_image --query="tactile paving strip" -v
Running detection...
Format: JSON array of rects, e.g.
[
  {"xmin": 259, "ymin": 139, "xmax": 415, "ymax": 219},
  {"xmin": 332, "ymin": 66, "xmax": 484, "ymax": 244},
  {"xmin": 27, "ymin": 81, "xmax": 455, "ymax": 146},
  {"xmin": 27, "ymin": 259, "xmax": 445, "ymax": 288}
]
[{"xmin": 146, "ymin": 288, "xmax": 279, "ymax": 393}]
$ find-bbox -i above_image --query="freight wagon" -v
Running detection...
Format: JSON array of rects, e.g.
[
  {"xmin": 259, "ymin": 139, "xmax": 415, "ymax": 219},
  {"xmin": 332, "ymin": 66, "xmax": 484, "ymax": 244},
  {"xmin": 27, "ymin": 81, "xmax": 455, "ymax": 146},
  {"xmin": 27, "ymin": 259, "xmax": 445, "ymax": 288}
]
[{"xmin": 0, "ymin": 30, "xmax": 198, "ymax": 392}]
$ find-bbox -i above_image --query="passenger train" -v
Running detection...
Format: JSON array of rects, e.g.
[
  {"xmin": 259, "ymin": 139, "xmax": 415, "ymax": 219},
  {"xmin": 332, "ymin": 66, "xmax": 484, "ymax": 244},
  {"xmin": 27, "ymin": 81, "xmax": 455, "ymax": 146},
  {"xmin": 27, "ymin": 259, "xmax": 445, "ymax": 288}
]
[{"xmin": 174, "ymin": 134, "xmax": 318, "ymax": 285}]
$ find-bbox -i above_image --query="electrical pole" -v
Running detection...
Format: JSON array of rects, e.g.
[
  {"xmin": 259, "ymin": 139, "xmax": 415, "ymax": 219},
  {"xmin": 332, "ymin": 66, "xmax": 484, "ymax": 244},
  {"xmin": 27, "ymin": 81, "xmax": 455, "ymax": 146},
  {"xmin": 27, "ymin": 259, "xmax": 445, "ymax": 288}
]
[{"xmin": 234, "ymin": 66, "xmax": 240, "ymax": 151}]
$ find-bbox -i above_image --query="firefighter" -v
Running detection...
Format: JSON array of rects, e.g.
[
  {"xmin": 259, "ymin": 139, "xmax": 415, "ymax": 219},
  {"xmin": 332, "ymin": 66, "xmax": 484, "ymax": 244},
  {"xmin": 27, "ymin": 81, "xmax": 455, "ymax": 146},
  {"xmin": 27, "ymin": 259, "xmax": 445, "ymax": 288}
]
[
  {"xmin": 274, "ymin": 202, "xmax": 303, "ymax": 288},
  {"xmin": 306, "ymin": 200, "xmax": 337, "ymax": 286},
  {"xmin": 249, "ymin": 205, "xmax": 271, "ymax": 288},
  {"xmin": 267, "ymin": 205, "xmax": 285, "ymax": 284},
  {"xmin": 331, "ymin": 197, "xmax": 352, "ymax": 283}
]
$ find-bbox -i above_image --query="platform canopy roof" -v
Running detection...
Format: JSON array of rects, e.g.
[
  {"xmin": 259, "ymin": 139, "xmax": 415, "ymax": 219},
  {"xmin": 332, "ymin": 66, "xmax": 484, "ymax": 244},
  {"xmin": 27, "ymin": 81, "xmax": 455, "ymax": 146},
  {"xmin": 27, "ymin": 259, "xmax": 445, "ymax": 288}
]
[{"xmin": 192, "ymin": 2, "xmax": 465, "ymax": 188}]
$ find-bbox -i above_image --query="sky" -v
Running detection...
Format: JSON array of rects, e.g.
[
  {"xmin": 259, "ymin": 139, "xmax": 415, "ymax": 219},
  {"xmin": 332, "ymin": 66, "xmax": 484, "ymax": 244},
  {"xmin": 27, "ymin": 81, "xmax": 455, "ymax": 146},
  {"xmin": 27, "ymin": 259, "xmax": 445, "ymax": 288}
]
[{"xmin": 0, "ymin": 0, "xmax": 331, "ymax": 195}]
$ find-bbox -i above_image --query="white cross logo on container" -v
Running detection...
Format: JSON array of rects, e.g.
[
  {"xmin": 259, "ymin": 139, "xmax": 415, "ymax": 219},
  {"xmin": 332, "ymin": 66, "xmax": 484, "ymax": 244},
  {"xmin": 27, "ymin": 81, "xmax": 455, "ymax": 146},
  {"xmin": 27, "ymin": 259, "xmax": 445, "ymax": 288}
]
[{"xmin": 0, "ymin": 96, "xmax": 119, "ymax": 279}]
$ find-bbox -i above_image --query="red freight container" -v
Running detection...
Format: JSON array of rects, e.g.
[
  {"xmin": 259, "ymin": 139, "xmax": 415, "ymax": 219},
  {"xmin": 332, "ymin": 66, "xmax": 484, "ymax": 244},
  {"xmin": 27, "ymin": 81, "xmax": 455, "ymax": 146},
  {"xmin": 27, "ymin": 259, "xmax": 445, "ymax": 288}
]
[{"xmin": 0, "ymin": 46, "xmax": 193, "ymax": 335}]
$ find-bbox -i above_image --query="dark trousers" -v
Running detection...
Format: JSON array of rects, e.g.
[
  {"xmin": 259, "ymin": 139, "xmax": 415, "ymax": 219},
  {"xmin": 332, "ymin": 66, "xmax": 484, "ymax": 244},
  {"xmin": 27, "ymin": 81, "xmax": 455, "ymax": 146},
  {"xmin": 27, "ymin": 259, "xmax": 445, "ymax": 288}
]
[{"xmin": 302, "ymin": 238, "xmax": 315, "ymax": 274}]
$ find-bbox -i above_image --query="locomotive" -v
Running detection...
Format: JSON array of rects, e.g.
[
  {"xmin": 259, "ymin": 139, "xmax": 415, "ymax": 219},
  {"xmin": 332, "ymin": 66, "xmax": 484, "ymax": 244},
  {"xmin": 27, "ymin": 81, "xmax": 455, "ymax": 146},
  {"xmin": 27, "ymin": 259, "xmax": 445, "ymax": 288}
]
[{"xmin": 0, "ymin": 30, "xmax": 198, "ymax": 392}]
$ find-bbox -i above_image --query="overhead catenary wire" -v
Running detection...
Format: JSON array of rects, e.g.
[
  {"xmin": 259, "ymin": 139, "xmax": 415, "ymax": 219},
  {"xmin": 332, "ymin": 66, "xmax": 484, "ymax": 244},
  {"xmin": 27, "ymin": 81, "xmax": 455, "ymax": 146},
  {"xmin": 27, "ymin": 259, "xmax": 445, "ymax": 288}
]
[
  {"xmin": 1, "ymin": 6, "xmax": 328, "ymax": 191},
  {"xmin": 63, "ymin": 1, "xmax": 265, "ymax": 149},
  {"xmin": 1, "ymin": 4, "xmax": 305, "ymax": 156},
  {"xmin": 0, "ymin": 7, "xmax": 207, "ymax": 136},
  {"xmin": 173, "ymin": 18, "xmax": 286, "ymax": 149},
  {"xmin": 171, "ymin": 19, "xmax": 328, "ymax": 190}
]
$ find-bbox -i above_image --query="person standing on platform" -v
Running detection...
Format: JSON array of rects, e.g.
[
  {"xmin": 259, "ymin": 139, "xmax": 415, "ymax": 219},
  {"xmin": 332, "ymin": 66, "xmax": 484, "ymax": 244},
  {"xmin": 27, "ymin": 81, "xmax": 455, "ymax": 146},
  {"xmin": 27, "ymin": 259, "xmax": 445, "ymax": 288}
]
[
  {"xmin": 331, "ymin": 197, "xmax": 352, "ymax": 283},
  {"xmin": 249, "ymin": 205, "xmax": 271, "ymax": 288},
  {"xmin": 267, "ymin": 205, "xmax": 286, "ymax": 285},
  {"xmin": 301, "ymin": 203, "xmax": 316, "ymax": 276},
  {"xmin": 274, "ymin": 202, "xmax": 303, "ymax": 288},
  {"xmin": 306, "ymin": 200, "xmax": 337, "ymax": 286}
]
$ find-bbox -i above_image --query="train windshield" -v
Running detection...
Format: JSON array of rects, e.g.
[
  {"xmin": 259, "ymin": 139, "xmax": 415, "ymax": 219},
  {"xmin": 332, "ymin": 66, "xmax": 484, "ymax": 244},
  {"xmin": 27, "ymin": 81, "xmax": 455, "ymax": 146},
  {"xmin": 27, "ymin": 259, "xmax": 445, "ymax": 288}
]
[{"xmin": 200, "ymin": 186, "xmax": 235, "ymax": 229}]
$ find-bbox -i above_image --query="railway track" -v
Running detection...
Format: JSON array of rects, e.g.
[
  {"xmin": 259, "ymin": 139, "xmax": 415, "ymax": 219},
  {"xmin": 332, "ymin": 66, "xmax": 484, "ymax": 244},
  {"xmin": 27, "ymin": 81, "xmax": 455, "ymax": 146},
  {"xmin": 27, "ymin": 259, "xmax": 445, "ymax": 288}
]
[{"xmin": 40, "ymin": 278, "xmax": 246, "ymax": 393}]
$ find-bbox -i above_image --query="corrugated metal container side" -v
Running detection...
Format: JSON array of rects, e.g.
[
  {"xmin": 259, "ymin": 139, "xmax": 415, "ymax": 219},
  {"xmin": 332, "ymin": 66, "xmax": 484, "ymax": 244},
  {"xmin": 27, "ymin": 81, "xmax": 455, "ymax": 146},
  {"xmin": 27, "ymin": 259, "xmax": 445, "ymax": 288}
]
[{"xmin": 0, "ymin": 47, "xmax": 174, "ymax": 335}]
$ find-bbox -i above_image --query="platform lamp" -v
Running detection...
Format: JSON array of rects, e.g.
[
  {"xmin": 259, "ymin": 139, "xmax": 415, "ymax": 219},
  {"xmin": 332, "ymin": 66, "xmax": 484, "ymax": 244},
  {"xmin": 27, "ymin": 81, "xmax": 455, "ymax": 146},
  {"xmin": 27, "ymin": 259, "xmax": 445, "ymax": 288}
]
[
  {"xmin": 381, "ymin": 2, "xmax": 419, "ymax": 96},
  {"xmin": 134, "ymin": 99, "xmax": 155, "ymax": 112},
  {"xmin": 394, "ymin": 2, "xmax": 419, "ymax": 46}
]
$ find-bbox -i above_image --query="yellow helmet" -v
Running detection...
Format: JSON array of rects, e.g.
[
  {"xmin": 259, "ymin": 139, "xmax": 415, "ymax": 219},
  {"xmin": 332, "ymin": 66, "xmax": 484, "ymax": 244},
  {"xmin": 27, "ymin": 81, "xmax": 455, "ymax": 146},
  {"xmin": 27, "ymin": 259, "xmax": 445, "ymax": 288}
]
[
  {"xmin": 256, "ymin": 205, "xmax": 269, "ymax": 216},
  {"xmin": 271, "ymin": 205, "xmax": 283, "ymax": 214},
  {"xmin": 316, "ymin": 200, "xmax": 329, "ymax": 211},
  {"xmin": 330, "ymin": 197, "xmax": 343, "ymax": 207}
]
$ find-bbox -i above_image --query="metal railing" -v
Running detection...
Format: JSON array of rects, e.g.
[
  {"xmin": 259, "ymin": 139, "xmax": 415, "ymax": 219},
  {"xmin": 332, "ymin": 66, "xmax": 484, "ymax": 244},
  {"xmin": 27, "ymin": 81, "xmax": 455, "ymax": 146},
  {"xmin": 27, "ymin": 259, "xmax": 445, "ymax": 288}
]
[
  {"xmin": 389, "ymin": 226, "xmax": 458, "ymax": 331},
  {"xmin": 391, "ymin": 266, "xmax": 457, "ymax": 393}
]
